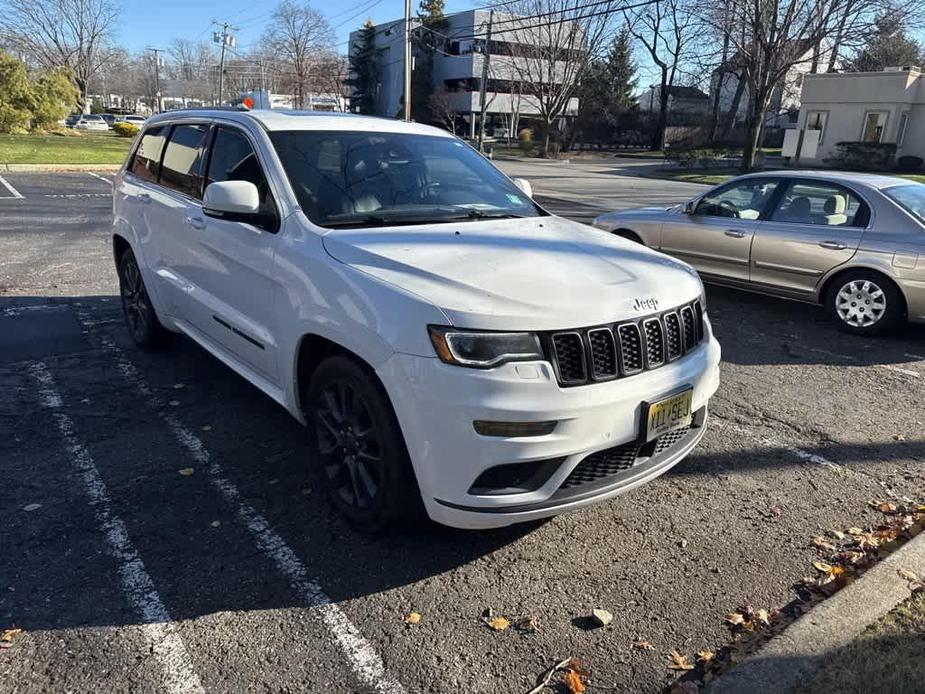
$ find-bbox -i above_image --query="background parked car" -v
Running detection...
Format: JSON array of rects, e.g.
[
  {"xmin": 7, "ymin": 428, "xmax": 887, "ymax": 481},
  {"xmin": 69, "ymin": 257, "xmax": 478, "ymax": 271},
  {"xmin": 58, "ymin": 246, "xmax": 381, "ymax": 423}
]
[
  {"xmin": 64, "ymin": 114, "xmax": 81, "ymax": 128},
  {"xmin": 116, "ymin": 115, "xmax": 146, "ymax": 126},
  {"xmin": 74, "ymin": 115, "xmax": 109, "ymax": 131},
  {"xmin": 100, "ymin": 114, "xmax": 117, "ymax": 129},
  {"xmin": 593, "ymin": 171, "xmax": 925, "ymax": 335}
]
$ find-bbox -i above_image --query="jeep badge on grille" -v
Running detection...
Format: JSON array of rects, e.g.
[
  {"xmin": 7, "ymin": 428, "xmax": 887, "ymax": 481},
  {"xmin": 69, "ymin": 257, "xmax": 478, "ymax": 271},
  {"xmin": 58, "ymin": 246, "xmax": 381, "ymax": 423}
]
[{"xmin": 633, "ymin": 297, "xmax": 659, "ymax": 312}]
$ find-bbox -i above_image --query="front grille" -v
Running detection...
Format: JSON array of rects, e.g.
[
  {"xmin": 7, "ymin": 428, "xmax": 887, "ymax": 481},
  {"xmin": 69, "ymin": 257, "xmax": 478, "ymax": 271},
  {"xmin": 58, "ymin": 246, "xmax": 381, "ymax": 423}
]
[
  {"xmin": 546, "ymin": 299, "xmax": 706, "ymax": 387},
  {"xmin": 551, "ymin": 332, "xmax": 586, "ymax": 383}
]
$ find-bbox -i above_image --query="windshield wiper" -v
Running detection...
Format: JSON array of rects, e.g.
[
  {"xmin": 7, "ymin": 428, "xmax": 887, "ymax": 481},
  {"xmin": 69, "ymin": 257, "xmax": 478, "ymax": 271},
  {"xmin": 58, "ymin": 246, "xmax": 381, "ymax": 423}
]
[
  {"xmin": 323, "ymin": 209, "xmax": 527, "ymax": 229},
  {"xmin": 455, "ymin": 210, "xmax": 526, "ymax": 220}
]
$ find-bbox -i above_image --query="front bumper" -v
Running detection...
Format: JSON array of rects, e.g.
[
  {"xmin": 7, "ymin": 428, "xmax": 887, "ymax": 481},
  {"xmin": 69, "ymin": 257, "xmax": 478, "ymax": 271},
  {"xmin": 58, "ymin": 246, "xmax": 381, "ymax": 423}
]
[{"xmin": 378, "ymin": 332, "xmax": 721, "ymax": 529}]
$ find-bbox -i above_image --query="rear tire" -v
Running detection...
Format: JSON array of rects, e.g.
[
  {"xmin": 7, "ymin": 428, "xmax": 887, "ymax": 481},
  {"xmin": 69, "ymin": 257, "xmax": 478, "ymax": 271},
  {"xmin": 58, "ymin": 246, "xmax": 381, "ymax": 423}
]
[
  {"xmin": 304, "ymin": 356, "xmax": 423, "ymax": 532},
  {"xmin": 825, "ymin": 270, "xmax": 904, "ymax": 335},
  {"xmin": 117, "ymin": 248, "xmax": 169, "ymax": 348}
]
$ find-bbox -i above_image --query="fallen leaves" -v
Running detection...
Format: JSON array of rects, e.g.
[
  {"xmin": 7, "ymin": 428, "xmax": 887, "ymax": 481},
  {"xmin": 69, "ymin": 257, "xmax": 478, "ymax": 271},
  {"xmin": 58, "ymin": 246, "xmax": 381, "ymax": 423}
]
[
  {"xmin": 481, "ymin": 608, "xmax": 509, "ymax": 631},
  {"xmin": 21, "ymin": 503, "xmax": 41, "ymax": 512},
  {"xmin": 668, "ymin": 650, "xmax": 694, "ymax": 671},
  {"xmin": 525, "ymin": 657, "xmax": 585, "ymax": 694},
  {"xmin": 724, "ymin": 605, "xmax": 776, "ymax": 633},
  {"xmin": 513, "ymin": 616, "xmax": 540, "ymax": 633},
  {"xmin": 696, "ymin": 650, "xmax": 715, "ymax": 663},
  {"xmin": 634, "ymin": 638, "xmax": 655, "ymax": 650},
  {"xmin": 178, "ymin": 468, "xmax": 195, "ymax": 476},
  {"xmin": 403, "ymin": 612, "xmax": 421, "ymax": 625}
]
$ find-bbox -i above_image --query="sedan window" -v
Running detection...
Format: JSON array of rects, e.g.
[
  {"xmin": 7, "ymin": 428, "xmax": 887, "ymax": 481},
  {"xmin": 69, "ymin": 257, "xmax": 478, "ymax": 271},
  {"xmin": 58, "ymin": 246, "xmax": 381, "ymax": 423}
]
[
  {"xmin": 695, "ymin": 179, "xmax": 780, "ymax": 220},
  {"xmin": 883, "ymin": 183, "xmax": 925, "ymax": 225},
  {"xmin": 770, "ymin": 181, "xmax": 867, "ymax": 227}
]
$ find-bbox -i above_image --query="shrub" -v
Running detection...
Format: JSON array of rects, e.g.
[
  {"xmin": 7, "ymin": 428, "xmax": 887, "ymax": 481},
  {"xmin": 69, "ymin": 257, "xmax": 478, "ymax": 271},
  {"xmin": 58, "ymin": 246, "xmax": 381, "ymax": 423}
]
[
  {"xmin": 665, "ymin": 145, "xmax": 743, "ymax": 169},
  {"xmin": 825, "ymin": 141, "xmax": 896, "ymax": 171},
  {"xmin": 0, "ymin": 51, "xmax": 34, "ymax": 134},
  {"xmin": 112, "ymin": 121, "xmax": 139, "ymax": 138},
  {"xmin": 31, "ymin": 69, "xmax": 78, "ymax": 130},
  {"xmin": 896, "ymin": 155, "xmax": 923, "ymax": 172},
  {"xmin": 518, "ymin": 128, "xmax": 533, "ymax": 154}
]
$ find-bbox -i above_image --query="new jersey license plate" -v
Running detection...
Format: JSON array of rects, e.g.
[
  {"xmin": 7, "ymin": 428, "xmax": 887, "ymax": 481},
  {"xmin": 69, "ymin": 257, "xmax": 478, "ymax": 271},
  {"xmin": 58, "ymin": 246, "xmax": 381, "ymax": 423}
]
[{"xmin": 644, "ymin": 388, "xmax": 693, "ymax": 442}]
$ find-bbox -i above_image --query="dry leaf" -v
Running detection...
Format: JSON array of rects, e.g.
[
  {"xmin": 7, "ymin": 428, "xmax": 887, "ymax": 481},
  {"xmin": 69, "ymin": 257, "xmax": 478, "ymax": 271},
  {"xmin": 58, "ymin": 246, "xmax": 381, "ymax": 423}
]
[
  {"xmin": 878, "ymin": 502, "xmax": 898, "ymax": 513},
  {"xmin": 812, "ymin": 560, "xmax": 833, "ymax": 573},
  {"xmin": 173, "ymin": 383, "xmax": 185, "ymax": 389},
  {"xmin": 756, "ymin": 608, "xmax": 770, "ymax": 626},
  {"xmin": 898, "ymin": 569, "xmax": 920, "ymax": 583},
  {"xmin": 486, "ymin": 616, "xmax": 510, "ymax": 631},
  {"xmin": 635, "ymin": 638, "xmax": 655, "ymax": 650},
  {"xmin": 847, "ymin": 527, "xmax": 864, "ymax": 536},
  {"xmin": 168, "ymin": 400, "xmax": 180, "ymax": 406},
  {"xmin": 696, "ymin": 649, "xmax": 715, "ymax": 662},
  {"xmin": 562, "ymin": 669, "xmax": 585, "ymax": 694},
  {"xmin": 725, "ymin": 612, "xmax": 745, "ymax": 626},
  {"xmin": 1, "ymin": 628, "xmax": 22, "ymax": 643},
  {"xmin": 201, "ymin": 425, "xmax": 212, "ymax": 432},
  {"xmin": 178, "ymin": 468, "xmax": 195, "ymax": 476},
  {"xmin": 210, "ymin": 520, "xmax": 221, "ymax": 528},
  {"xmin": 668, "ymin": 650, "xmax": 694, "ymax": 671},
  {"xmin": 513, "ymin": 616, "xmax": 539, "ymax": 633},
  {"xmin": 22, "ymin": 503, "xmax": 41, "ymax": 512},
  {"xmin": 404, "ymin": 612, "xmax": 421, "ymax": 625},
  {"xmin": 811, "ymin": 536, "xmax": 837, "ymax": 552}
]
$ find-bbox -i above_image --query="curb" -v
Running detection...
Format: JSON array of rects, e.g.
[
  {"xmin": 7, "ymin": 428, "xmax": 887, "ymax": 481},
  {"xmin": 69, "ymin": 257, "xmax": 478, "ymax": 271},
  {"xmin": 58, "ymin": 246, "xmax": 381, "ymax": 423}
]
[
  {"xmin": 705, "ymin": 529, "xmax": 925, "ymax": 694},
  {"xmin": 0, "ymin": 163, "xmax": 121, "ymax": 172}
]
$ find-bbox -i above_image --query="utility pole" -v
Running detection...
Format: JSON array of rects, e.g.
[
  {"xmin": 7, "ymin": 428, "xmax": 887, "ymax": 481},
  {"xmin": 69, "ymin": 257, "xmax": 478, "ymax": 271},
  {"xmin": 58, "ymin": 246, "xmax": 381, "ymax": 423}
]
[
  {"xmin": 403, "ymin": 0, "xmax": 412, "ymax": 121},
  {"xmin": 213, "ymin": 20, "xmax": 237, "ymax": 106},
  {"xmin": 477, "ymin": 10, "xmax": 494, "ymax": 152},
  {"xmin": 146, "ymin": 47, "xmax": 165, "ymax": 113}
]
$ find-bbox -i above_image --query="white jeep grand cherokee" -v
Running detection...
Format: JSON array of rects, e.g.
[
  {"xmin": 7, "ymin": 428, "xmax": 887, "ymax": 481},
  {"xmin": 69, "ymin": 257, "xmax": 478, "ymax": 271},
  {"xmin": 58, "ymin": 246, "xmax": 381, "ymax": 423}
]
[{"xmin": 112, "ymin": 109, "xmax": 721, "ymax": 530}]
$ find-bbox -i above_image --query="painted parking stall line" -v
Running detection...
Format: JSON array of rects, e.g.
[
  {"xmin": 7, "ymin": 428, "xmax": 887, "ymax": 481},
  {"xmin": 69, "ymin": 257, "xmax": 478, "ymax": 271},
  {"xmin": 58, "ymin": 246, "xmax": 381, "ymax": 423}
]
[
  {"xmin": 88, "ymin": 171, "xmax": 114, "ymax": 185},
  {"xmin": 27, "ymin": 361, "xmax": 205, "ymax": 694},
  {"xmin": 81, "ymin": 319, "xmax": 407, "ymax": 694},
  {"xmin": 0, "ymin": 174, "xmax": 24, "ymax": 199}
]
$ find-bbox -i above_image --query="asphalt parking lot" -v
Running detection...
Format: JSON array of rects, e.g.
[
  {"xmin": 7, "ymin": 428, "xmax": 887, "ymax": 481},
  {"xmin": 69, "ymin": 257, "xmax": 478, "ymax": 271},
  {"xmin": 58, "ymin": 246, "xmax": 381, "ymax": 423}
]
[{"xmin": 1, "ymin": 168, "xmax": 924, "ymax": 693}]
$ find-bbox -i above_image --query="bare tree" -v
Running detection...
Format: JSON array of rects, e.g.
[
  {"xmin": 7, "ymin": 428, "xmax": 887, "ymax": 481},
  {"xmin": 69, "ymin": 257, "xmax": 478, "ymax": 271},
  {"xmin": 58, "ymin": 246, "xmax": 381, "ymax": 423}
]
[
  {"xmin": 0, "ymin": 0, "xmax": 119, "ymax": 110},
  {"xmin": 706, "ymin": 0, "xmax": 919, "ymax": 170},
  {"xmin": 310, "ymin": 50, "xmax": 350, "ymax": 111},
  {"xmin": 428, "ymin": 85, "xmax": 459, "ymax": 133},
  {"xmin": 488, "ymin": 0, "xmax": 616, "ymax": 157},
  {"xmin": 262, "ymin": 0, "xmax": 334, "ymax": 109},
  {"xmin": 624, "ymin": 0, "xmax": 697, "ymax": 150}
]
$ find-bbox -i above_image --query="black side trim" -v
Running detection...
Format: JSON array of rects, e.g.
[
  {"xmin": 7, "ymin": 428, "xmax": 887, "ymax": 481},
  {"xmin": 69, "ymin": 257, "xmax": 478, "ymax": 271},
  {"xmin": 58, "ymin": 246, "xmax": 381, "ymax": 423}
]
[{"xmin": 212, "ymin": 315, "xmax": 265, "ymax": 350}]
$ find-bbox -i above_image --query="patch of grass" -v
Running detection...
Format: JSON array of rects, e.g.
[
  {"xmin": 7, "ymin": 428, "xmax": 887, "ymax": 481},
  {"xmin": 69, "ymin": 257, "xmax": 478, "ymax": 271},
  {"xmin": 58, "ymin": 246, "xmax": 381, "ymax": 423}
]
[
  {"xmin": 0, "ymin": 132, "xmax": 132, "ymax": 165},
  {"xmin": 897, "ymin": 174, "xmax": 925, "ymax": 184},
  {"xmin": 793, "ymin": 591, "xmax": 925, "ymax": 694}
]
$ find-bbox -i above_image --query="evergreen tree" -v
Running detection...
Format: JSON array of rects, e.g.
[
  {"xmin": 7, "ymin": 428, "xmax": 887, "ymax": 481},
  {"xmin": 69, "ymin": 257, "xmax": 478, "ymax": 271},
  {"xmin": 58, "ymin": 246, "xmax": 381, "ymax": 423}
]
[
  {"xmin": 574, "ymin": 26, "xmax": 639, "ymax": 143},
  {"xmin": 346, "ymin": 19, "xmax": 379, "ymax": 115},
  {"xmin": 846, "ymin": 14, "xmax": 924, "ymax": 72},
  {"xmin": 607, "ymin": 26, "xmax": 638, "ymax": 114}
]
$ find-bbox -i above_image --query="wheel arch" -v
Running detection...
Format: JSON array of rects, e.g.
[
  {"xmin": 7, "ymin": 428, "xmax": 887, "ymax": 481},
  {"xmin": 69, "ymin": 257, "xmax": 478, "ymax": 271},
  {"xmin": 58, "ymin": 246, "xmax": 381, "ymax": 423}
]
[
  {"xmin": 818, "ymin": 265, "xmax": 908, "ymax": 316},
  {"xmin": 112, "ymin": 232, "xmax": 132, "ymax": 266},
  {"xmin": 612, "ymin": 228, "xmax": 644, "ymax": 245}
]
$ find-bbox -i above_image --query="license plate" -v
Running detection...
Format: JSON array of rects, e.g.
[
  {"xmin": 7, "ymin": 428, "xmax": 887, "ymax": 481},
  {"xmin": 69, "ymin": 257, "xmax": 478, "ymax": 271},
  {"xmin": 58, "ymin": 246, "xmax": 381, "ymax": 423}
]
[{"xmin": 644, "ymin": 389, "xmax": 693, "ymax": 442}]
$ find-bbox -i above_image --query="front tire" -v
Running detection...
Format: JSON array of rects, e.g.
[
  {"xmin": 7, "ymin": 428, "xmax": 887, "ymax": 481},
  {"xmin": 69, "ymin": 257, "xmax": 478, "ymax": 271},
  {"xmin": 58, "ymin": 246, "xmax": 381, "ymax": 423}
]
[
  {"xmin": 117, "ymin": 248, "xmax": 169, "ymax": 348},
  {"xmin": 825, "ymin": 270, "xmax": 904, "ymax": 335},
  {"xmin": 305, "ymin": 356, "xmax": 423, "ymax": 531}
]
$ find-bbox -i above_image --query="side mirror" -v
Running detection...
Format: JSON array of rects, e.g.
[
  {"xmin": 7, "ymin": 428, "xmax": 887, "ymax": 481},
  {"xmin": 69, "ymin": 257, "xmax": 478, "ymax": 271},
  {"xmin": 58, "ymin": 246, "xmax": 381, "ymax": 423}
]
[
  {"xmin": 203, "ymin": 180, "xmax": 260, "ymax": 217},
  {"xmin": 512, "ymin": 178, "xmax": 533, "ymax": 198},
  {"xmin": 683, "ymin": 200, "xmax": 696, "ymax": 215}
]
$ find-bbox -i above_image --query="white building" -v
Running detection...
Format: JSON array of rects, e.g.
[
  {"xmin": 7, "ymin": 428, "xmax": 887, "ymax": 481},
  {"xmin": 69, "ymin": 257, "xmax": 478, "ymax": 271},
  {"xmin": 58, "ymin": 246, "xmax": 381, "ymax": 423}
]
[
  {"xmin": 348, "ymin": 9, "xmax": 580, "ymax": 137},
  {"xmin": 795, "ymin": 66, "xmax": 924, "ymax": 163}
]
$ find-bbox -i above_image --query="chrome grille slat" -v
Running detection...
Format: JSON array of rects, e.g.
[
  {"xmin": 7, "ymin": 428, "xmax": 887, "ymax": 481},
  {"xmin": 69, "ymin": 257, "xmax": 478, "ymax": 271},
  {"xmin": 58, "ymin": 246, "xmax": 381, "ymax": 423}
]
[{"xmin": 546, "ymin": 299, "xmax": 705, "ymax": 387}]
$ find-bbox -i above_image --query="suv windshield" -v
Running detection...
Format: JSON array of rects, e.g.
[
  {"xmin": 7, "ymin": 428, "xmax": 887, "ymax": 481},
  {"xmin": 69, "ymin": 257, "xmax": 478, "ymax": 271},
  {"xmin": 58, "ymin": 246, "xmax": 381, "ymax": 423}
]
[
  {"xmin": 883, "ymin": 183, "xmax": 925, "ymax": 225},
  {"xmin": 269, "ymin": 130, "xmax": 545, "ymax": 228}
]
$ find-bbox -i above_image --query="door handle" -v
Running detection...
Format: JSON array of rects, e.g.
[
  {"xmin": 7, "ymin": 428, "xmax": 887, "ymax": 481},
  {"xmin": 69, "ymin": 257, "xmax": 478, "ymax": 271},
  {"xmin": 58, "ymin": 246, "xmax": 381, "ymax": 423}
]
[
  {"xmin": 185, "ymin": 216, "xmax": 206, "ymax": 230},
  {"xmin": 724, "ymin": 229, "xmax": 747, "ymax": 238},
  {"xmin": 136, "ymin": 193, "xmax": 151, "ymax": 204},
  {"xmin": 819, "ymin": 240, "xmax": 847, "ymax": 250}
]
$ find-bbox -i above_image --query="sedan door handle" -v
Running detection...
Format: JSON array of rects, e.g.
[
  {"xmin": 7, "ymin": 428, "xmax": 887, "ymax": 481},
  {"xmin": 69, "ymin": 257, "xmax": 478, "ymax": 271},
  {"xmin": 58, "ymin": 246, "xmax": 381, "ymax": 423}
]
[
  {"xmin": 185, "ymin": 216, "xmax": 206, "ymax": 230},
  {"xmin": 724, "ymin": 229, "xmax": 747, "ymax": 238},
  {"xmin": 136, "ymin": 193, "xmax": 151, "ymax": 204},
  {"xmin": 819, "ymin": 240, "xmax": 847, "ymax": 250}
]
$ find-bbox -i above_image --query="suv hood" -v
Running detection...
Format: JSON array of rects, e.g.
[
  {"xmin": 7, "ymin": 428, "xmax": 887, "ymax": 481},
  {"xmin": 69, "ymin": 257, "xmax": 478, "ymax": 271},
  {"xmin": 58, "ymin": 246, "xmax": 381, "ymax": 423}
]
[{"xmin": 321, "ymin": 215, "xmax": 703, "ymax": 331}]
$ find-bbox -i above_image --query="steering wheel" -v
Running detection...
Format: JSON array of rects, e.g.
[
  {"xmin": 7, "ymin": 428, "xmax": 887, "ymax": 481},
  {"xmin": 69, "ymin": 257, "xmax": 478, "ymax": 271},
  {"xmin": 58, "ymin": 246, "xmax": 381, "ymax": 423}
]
[{"xmin": 718, "ymin": 199, "xmax": 740, "ymax": 218}]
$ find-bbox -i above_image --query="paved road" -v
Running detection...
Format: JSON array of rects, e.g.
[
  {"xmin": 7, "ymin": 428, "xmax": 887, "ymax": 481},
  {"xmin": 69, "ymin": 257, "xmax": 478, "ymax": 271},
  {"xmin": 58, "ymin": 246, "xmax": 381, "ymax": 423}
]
[{"xmin": 2, "ymin": 171, "xmax": 924, "ymax": 693}]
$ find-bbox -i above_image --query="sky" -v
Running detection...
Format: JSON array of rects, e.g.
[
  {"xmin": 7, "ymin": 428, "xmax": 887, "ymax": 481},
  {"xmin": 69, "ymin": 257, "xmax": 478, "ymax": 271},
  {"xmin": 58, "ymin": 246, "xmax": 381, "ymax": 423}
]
[{"xmin": 116, "ymin": 0, "xmax": 663, "ymax": 86}]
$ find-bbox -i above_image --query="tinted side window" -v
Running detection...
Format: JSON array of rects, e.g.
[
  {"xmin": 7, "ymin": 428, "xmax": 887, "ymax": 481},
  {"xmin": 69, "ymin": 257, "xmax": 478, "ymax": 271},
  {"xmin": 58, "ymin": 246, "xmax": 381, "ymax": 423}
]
[
  {"xmin": 160, "ymin": 124, "xmax": 209, "ymax": 198},
  {"xmin": 206, "ymin": 128, "xmax": 275, "ymax": 216},
  {"xmin": 770, "ymin": 181, "xmax": 867, "ymax": 227},
  {"xmin": 130, "ymin": 126, "xmax": 167, "ymax": 182}
]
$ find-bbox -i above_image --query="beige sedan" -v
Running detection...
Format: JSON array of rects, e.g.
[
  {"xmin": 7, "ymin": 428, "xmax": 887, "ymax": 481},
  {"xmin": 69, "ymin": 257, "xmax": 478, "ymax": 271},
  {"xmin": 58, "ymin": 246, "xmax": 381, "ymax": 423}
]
[{"xmin": 593, "ymin": 171, "xmax": 925, "ymax": 334}]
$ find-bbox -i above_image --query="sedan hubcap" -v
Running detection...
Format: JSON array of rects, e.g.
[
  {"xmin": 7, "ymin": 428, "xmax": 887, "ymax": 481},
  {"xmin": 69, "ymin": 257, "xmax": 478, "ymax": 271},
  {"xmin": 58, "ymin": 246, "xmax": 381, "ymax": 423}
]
[
  {"xmin": 835, "ymin": 279, "xmax": 886, "ymax": 328},
  {"xmin": 314, "ymin": 382, "xmax": 381, "ymax": 510}
]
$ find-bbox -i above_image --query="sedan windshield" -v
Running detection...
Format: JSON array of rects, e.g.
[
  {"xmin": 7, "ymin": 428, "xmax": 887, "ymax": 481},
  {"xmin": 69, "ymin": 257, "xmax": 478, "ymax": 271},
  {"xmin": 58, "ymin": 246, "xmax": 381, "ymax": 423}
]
[
  {"xmin": 883, "ymin": 183, "xmax": 925, "ymax": 225},
  {"xmin": 269, "ymin": 130, "xmax": 545, "ymax": 228}
]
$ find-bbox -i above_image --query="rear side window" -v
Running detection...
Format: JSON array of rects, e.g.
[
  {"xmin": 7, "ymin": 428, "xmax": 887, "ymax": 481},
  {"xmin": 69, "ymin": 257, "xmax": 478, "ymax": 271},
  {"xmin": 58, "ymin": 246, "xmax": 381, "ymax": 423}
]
[
  {"xmin": 130, "ymin": 126, "xmax": 167, "ymax": 182},
  {"xmin": 205, "ymin": 127, "xmax": 275, "ymax": 216},
  {"xmin": 770, "ymin": 181, "xmax": 868, "ymax": 227},
  {"xmin": 160, "ymin": 124, "xmax": 209, "ymax": 198}
]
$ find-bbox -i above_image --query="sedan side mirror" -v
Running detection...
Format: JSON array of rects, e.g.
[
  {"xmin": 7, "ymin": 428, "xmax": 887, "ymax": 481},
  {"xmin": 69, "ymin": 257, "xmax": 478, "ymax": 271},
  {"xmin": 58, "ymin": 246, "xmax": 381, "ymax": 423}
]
[
  {"xmin": 512, "ymin": 178, "xmax": 533, "ymax": 198},
  {"xmin": 683, "ymin": 200, "xmax": 696, "ymax": 215}
]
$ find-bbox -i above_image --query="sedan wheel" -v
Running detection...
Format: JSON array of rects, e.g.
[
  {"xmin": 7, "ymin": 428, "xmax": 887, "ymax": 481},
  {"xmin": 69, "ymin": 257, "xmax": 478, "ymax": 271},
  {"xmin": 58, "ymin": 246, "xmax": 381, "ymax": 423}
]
[
  {"xmin": 834, "ymin": 279, "xmax": 886, "ymax": 328},
  {"xmin": 826, "ymin": 271, "xmax": 903, "ymax": 335}
]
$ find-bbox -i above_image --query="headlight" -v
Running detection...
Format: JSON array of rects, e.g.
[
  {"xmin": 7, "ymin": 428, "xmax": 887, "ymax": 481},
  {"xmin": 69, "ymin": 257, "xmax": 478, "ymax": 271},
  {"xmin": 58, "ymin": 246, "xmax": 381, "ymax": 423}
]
[{"xmin": 428, "ymin": 326, "xmax": 543, "ymax": 368}]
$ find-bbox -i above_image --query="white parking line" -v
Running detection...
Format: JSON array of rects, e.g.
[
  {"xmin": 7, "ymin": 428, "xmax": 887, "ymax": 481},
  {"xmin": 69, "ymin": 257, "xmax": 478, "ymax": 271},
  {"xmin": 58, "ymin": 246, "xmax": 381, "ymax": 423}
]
[
  {"xmin": 88, "ymin": 172, "xmax": 114, "ymax": 185},
  {"xmin": 905, "ymin": 353, "xmax": 925, "ymax": 361},
  {"xmin": 0, "ymin": 174, "xmax": 23, "ymax": 199},
  {"xmin": 807, "ymin": 346, "xmax": 920, "ymax": 378},
  {"xmin": 28, "ymin": 362, "xmax": 204, "ymax": 694},
  {"xmin": 85, "ymin": 327, "xmax": 407, "ymax": 694},
  {"xmin": 714, "ymin": 419, "xmax": 844, "ymax": 473}
]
